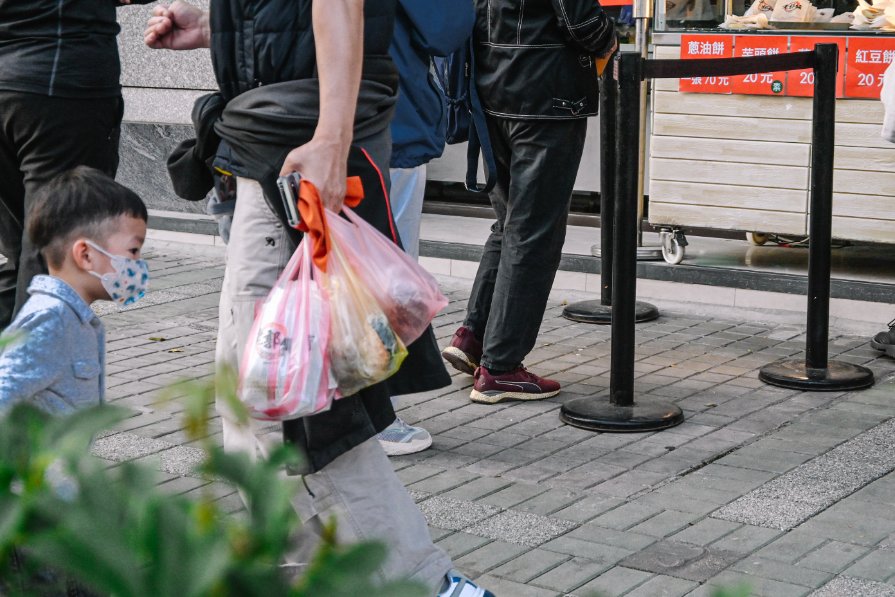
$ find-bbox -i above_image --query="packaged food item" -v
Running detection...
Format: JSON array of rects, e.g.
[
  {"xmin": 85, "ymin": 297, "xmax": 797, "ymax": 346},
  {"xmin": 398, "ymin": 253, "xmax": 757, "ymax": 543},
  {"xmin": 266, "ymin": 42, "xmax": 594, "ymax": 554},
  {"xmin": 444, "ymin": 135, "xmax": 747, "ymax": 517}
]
[
  {"xmin": 744, "ymin": 0, "xmax": 777, "ymax": 18},
  {"xmin": 324, "ymin": 241, "xmax": 407, "ymax": 397},
  {"xmin": 239, "ymin": 240, "xmax": 338, "ymax": 421},
  {"xmin": 770, "ymin": 0, "xmax": 815, "ymax": 22},
  {"xmin": 851, "ymin": 0, "xmax": 895, "ymax": 29}
]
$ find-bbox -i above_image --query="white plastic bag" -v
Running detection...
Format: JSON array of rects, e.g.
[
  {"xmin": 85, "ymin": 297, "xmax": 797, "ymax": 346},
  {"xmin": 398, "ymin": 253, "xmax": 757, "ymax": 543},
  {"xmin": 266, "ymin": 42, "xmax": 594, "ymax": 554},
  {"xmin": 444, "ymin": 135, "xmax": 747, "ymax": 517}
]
[{"xmin": 238, "ymin": 241, "xmax": 338, "ymax": 421}]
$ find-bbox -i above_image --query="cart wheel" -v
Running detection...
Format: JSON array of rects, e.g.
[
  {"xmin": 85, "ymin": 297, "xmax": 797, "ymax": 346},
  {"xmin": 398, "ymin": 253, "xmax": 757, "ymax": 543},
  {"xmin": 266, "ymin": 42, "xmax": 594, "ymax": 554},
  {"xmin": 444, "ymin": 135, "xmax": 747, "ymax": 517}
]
[
  {"xmin": 661, "ymin": 235, "xmax": 685, "ymax": 265},
  {"xmin": 747, "ymin": 232, "xmax": 769, "ymax": 246}
]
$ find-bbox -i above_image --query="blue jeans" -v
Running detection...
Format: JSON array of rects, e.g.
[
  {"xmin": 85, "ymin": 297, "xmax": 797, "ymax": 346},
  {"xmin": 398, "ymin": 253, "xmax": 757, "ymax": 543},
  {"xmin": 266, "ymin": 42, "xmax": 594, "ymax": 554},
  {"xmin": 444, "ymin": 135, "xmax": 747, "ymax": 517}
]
[
  {"xmin": 389, "ymin": 164, "xmax": 426, "ymax": 261},
  {"xmin": 464, "ymin": 115, "xmax": 588, "ymax": 371}
]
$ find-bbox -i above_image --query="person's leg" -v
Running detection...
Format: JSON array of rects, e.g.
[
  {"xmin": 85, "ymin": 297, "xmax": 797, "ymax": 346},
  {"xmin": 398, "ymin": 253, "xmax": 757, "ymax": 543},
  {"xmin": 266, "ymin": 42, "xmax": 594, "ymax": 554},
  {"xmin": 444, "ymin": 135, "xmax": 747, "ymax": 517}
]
[
  {"xmin": 380, "ymin": 166, "xmax": 432, "ymax": 455},
  {"xmin": 480, "ymin": 118, "xmax": 588, "ymax": 372},
  {"xmin": 10, "ymin": 93, "xmax": 123, "ymax": 316},
  {"xmin": 288, "ymin": 437, "xmax": 451, "ymax": 591},
  {"xmin": 218, "ymin": 132, "xmax": 456, "ymax": 590},
  {"xmin": 463, "ymin": 116, "xmax": 512, "ymax": 338},
  {"xmin": 216, "ymin": 177, "xmax": 293, "ymax": 456},
  {"xmin": 441, "ymin": 117, "xmax": 512, "ymax": 376},
  {"xmin": 295, "ymin": 129, "xmax": 454, "ymax": 587},
  {"xmin": 388, "ymin": 164, "xmax": 426, "ymax": 260},
  {"xmin": 0, "ymin": 97, "xmax": 25, "ymax": 328}
]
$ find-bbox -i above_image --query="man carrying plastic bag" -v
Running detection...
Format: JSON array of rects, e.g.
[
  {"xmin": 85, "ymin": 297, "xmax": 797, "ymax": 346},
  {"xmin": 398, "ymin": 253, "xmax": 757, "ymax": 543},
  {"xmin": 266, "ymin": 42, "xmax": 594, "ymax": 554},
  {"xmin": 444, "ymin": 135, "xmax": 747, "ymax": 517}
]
[
  {"xmin": 239, "ymin": 176, "xmax": 449, "ymax": 421},
  {"xmin": 144, "ymin": 3, "xmax": 495, "ymax": 595}
]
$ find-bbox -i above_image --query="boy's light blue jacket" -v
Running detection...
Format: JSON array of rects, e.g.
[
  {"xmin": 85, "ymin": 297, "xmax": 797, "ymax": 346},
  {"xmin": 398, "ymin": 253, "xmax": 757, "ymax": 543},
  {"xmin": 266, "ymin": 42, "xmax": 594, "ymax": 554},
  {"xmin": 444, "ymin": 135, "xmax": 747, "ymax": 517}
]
[
  {"xmin": 0, "ymin": 275, "xmax": 105, "ymax": 414},
  {"xmin": 389, "ymin": 0, "xmax": 474, "ymax": 169}
]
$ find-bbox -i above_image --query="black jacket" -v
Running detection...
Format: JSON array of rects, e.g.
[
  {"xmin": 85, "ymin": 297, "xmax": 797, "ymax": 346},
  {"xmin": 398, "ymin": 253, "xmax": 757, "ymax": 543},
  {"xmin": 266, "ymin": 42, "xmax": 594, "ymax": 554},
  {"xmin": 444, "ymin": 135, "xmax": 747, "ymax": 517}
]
[
  {"xmin": 0, "ymin": 0, "xmax": 152, "ymax": 98},
  {"xmin": 210, "ymin": 0, "xmax": 397, "ymax": 101},
  {"xmin": 473, "ymin": 0, "xmax": 615, "ymax": 119}
]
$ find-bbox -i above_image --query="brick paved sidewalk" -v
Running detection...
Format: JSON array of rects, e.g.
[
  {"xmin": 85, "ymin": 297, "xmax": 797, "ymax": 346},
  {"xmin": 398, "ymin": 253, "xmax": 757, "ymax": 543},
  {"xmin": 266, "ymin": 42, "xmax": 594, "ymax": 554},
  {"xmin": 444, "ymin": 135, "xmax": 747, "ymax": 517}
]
[{"xmin": 93, "ymin": 240, "xmax": 895, "ymax": 597}]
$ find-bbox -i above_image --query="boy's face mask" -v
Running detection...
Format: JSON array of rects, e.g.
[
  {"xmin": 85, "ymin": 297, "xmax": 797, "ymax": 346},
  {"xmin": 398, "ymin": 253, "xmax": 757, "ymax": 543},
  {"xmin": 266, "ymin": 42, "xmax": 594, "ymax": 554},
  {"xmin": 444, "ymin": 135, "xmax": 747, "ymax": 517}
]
[{"xmin": 86, "ymin": 240, "xmax": 150, "ymax": 306}]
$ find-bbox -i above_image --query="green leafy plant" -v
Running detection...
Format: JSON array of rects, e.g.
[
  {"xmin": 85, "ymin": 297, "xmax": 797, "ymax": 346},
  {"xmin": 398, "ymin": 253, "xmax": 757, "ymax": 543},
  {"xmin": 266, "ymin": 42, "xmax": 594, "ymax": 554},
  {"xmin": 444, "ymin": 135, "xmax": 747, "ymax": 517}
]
[{"xmin": 0, "ymin": 367, "xmax": 426, "ymax": 597}]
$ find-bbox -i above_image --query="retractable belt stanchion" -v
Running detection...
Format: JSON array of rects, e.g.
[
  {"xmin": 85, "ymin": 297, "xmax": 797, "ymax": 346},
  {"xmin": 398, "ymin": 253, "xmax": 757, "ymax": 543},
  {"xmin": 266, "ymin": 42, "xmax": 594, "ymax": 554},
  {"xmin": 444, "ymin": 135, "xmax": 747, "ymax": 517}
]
[
  {"xmin": 560, "ymin": 52, "xmax": 684, "ymax": 432},
  {"xmin": 561, "ymin": 44, "xmax": 866, "ymax": 434},
  {"xmin": 561, "ymin": 65, "xmax": 660, "ymax": 325},
  {"xmin": 759, "ymin": 45, "xmax": 875, "ymax": 391}
]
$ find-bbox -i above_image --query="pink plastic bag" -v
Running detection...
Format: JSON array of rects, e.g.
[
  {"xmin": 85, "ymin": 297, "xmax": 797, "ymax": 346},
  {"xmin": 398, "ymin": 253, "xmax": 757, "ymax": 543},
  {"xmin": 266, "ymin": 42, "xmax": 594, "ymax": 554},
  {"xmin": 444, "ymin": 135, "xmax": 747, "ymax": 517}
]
[
  {"xmin": 323, "ymin": 238, "xmax": 407, "ymax": 396},
  {"xmin": 327, "ymin": 207, "xmax": 448, "ymax": 345},
  {"xmin": 238, "ymin": 240, "xmax": 339, "ymax": 421}
]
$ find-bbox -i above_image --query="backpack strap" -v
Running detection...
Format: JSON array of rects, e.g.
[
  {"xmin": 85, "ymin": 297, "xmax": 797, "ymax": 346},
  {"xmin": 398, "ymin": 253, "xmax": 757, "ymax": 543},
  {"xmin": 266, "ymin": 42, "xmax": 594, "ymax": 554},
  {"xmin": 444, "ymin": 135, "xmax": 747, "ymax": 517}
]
[{"xmin": 465, "ymin": 39, "xmax": 496, "ymax": 194}]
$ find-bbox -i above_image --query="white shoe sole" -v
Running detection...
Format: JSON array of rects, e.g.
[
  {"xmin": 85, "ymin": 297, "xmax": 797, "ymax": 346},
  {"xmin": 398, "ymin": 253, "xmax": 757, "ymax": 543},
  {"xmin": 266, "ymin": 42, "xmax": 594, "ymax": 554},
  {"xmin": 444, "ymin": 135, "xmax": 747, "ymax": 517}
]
[
  {"xmin": 870, "ymin": 339, "xmax": 895, "ymax": 358},
  {"xmin": 378, "ymin": 435, "xmax": 433, "ymax": 456},
  {"xmin": 442, "ymin": 346, "xmax": 478, "ymax": 375},
  {"xmin": 469, "ymin": 388, "xmax": 560, "ymax": 404}
]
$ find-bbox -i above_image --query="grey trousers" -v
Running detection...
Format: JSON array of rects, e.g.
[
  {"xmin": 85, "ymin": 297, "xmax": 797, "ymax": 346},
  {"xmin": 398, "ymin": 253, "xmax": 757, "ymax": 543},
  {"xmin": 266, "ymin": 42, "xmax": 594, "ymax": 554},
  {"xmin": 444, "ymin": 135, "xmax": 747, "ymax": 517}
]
[{"xmin": 215, "ymin": 173, "xmax": 450, "ymax": 592}]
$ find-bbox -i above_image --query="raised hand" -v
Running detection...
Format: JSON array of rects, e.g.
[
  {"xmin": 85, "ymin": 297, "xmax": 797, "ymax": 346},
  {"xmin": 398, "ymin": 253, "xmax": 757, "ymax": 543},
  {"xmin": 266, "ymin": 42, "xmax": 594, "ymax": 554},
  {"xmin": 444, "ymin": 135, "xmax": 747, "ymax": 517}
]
[{"xmin": 144, "ymin": 1, "xmax": 210, "ymax": 50}]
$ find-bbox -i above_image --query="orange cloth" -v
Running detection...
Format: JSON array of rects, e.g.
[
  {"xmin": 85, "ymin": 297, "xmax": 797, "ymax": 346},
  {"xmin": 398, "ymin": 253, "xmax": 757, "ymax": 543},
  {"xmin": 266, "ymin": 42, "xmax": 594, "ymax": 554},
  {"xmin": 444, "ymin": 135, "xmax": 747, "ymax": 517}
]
[{"xmin": 297, "ymin": 176, "xmax": 364, "ymax": 271}]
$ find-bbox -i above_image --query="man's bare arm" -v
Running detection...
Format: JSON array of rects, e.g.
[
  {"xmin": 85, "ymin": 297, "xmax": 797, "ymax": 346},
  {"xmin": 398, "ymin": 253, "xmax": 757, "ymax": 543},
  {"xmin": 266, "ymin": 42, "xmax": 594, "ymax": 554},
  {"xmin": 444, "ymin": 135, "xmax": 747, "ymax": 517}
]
[{"xmin": 279, "ymin": 0, "xmax": 364, "ymax": 212}]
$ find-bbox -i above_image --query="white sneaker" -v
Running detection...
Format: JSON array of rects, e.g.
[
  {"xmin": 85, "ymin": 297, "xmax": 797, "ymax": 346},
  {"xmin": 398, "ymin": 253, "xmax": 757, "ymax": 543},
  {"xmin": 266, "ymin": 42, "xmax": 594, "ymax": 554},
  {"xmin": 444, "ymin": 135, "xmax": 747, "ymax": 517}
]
[
  {"xmin": 376, "ymin": 418, "xmax": 432, "ymax": 456},
  {"xmin": 438, "ymin": 571, "xmax": 495, "ymax": 597}
]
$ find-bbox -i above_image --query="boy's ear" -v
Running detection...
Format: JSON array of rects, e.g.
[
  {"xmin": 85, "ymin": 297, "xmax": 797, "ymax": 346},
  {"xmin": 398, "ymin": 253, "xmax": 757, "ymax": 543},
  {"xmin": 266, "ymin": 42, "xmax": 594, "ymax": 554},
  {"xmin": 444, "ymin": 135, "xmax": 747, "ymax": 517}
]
[{"xmin": 70, "ymin": 239, "xmax": 94, "ymax": 272}]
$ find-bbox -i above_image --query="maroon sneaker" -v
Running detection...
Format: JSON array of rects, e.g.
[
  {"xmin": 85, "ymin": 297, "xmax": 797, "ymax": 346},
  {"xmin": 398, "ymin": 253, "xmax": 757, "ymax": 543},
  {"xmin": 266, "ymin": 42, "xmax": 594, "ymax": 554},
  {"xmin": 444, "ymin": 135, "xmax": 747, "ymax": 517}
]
[
  {"xmin": 470, "ymin": 366, "xmax": 561, "ymax": 404},
  {"xmin": 441, "ymin": 326, "xmax": 483, "ymax": 375}
]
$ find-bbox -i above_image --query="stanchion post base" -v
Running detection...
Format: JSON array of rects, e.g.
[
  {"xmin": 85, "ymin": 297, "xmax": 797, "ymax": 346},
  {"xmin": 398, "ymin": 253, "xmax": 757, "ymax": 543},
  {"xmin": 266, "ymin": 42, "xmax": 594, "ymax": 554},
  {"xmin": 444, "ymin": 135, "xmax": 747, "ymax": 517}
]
[
  {"xmin": 560, "ymin": 395, "xmax": 684, "ymax": 432},
  {"xmin": 592, "ymin": 246, "xmax": 664, "ymax": 262},
  {"xmin": 759, "ymin": 359, "xmax": 875, "ymax": 391},
  {"xmin": 562, "ymin": 300, "xmax": 660, "ymax": 325}
]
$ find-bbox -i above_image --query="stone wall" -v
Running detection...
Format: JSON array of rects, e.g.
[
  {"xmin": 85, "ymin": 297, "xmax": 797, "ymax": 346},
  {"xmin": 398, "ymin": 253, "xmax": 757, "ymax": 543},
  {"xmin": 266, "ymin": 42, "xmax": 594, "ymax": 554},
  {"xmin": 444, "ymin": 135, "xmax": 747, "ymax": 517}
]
[
  {"xmin": 114, "ymin": 0, "xmax": 604, "ymax": 216},
  {"xmin": 116, "ymin": 1, "xmax": 213, "ymax": 215}
]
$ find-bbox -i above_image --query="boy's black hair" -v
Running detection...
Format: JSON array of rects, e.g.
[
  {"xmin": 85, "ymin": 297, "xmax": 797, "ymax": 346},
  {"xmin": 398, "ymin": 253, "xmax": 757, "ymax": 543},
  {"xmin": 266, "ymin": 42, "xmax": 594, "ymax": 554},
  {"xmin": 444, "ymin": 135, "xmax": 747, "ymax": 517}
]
[{"xmin": 27, "ymin": 166, "xmax": 148, "ymax": 269}]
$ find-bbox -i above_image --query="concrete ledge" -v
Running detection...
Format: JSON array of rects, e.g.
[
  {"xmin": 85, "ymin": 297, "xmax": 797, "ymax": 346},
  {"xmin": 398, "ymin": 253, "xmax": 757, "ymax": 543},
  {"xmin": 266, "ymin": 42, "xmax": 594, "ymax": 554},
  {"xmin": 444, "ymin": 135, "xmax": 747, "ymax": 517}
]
[
  {"xmin": 147, "ymin": 213, "xmax": 893, "ymax": 327},
  {"xmin": 419, "ymin": 240, "xmax": 895, "ymax": 306}
]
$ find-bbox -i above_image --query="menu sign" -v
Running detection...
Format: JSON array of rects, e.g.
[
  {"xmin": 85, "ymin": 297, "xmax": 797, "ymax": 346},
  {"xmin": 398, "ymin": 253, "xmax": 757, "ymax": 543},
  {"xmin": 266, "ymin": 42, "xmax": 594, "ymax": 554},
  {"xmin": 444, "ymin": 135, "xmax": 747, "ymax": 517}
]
[
  {"xmin": 731, "ymin": 36, "xmax": 790, "ymax": 95},
  {"xmin": 845, "ymin": 37, "xmax": 895, "ymax": 99},
  {"xmin": 679, "ymin": 35, "xmax": 733, "ymax": 94},
  {"xmin": 787, "ymin": 37, "xmax": 847, "ymax": 98}
]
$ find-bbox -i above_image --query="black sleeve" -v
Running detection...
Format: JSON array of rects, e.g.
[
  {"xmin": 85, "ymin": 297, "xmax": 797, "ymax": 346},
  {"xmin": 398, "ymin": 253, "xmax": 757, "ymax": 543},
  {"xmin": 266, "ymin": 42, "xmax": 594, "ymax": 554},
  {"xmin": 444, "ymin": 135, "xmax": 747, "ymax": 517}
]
[{"xmin": 550, "ymin": 0, "xmax": 617, "ymax": 56}]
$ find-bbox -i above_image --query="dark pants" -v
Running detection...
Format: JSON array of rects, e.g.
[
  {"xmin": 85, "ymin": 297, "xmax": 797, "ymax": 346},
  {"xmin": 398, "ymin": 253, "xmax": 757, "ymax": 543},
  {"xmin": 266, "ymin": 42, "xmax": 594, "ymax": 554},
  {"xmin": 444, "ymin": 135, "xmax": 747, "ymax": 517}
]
[
  {"xmin": 0, "ymin": 91, "xmax": 123, "ymax": 328},
  {"xmin": 464, "ymin": 115, "xmax": 587, "ymax": 371}
]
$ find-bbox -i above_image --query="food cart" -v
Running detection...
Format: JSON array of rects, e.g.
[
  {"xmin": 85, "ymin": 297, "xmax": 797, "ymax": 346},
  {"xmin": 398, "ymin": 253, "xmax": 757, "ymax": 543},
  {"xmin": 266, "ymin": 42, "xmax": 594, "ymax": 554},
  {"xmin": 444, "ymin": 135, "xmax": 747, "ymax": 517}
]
[{"xmin": 647, "ymin": 0, "xmax": 895, "ymax": 263}]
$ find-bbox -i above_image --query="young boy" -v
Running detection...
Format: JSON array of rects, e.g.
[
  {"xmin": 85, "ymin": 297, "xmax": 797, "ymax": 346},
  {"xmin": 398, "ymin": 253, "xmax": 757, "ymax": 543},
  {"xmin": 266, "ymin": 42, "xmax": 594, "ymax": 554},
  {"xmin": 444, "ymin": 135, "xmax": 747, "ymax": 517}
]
[{"xmin": 0, "ymin": 166, "xmax": 149, "ymax": 414}]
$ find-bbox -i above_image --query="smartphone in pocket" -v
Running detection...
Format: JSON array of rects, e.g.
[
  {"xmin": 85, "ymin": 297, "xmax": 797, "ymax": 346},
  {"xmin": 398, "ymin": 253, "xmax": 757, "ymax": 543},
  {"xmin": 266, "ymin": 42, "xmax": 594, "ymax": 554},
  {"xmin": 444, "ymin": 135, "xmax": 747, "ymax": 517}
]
[{"xmin": 276, "ymin": 172, "xmax": 302, "ymax": 228}]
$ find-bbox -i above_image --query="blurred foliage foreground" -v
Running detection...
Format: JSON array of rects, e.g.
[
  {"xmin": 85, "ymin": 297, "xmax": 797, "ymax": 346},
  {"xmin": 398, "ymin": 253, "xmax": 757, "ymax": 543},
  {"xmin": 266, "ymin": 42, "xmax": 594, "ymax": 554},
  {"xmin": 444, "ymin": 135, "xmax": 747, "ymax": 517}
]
[
  {"xmin": 0, "ymin": 367, "xmax": 426, "ymax": 597},
  {"xmin": 0, "ymin": 333, "xmax": 753, "ymax": 597}
]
